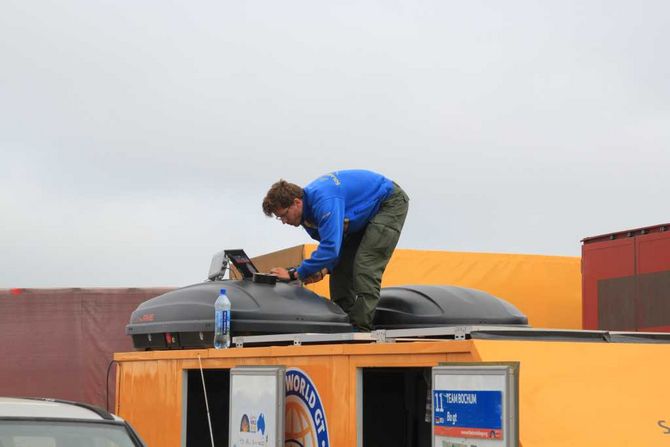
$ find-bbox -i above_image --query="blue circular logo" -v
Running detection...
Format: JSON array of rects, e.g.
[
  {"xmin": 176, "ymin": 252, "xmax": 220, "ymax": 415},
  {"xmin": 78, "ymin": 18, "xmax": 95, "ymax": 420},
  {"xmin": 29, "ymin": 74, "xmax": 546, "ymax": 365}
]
[{"xmin": 285, "ymin": 368, "xmax": 330, "ymax": 447}]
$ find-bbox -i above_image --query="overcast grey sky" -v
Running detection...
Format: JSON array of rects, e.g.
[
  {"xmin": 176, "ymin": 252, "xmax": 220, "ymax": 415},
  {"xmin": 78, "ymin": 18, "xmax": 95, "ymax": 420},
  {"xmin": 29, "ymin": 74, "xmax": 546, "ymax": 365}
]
[{"xmin": 1, "ymin": 1, "xmax": 668, "ymax": 287}]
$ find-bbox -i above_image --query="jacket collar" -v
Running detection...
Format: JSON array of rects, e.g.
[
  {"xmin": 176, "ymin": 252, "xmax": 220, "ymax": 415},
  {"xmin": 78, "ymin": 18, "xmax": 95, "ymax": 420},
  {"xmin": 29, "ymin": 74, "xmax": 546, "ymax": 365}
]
[{"xmin": 301, "ymin": 190, "xmax": 317, "ymax": 228}]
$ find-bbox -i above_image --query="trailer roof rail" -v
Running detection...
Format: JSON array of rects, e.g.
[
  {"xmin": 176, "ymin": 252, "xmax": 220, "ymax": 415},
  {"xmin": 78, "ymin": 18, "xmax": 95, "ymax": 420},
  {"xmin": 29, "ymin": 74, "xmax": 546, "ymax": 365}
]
[{"xmin": 232, "ymin": 326, "xmax": 670, "ymax": 347}]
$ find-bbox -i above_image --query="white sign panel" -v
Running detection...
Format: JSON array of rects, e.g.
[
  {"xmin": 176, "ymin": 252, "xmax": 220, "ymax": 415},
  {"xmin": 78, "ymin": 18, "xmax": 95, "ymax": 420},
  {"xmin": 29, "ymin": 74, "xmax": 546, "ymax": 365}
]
[
  {"xmin": 230, "ymin": 366, "xmax": 285, "ymax": 447},
  {"xmin": 432, "ymin": 363, "xmax": 518, "ymax": 447}
]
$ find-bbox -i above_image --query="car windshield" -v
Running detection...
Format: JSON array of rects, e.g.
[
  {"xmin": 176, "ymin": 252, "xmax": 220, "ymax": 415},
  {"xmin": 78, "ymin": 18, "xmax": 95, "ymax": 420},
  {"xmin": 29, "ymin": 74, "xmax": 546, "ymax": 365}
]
[{"xmin": 0, "ymin": 420, "xmax": 139, "ymax": 447}]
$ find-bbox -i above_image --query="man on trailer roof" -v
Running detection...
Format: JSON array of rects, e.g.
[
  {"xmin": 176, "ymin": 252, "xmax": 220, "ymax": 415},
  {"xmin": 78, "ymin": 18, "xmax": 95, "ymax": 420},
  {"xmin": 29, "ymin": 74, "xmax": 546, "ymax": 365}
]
[{"xmin": 262, "ymin": 169, "xmax": 409, "ymax": 331}]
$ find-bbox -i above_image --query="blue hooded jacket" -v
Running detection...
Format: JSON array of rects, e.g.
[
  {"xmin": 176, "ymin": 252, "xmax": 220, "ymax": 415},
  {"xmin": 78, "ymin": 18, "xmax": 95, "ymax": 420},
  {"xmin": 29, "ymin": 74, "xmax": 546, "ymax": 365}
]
[{"xmin": 296, "ymin": 170, "xmax": 394, "ymax": 279}]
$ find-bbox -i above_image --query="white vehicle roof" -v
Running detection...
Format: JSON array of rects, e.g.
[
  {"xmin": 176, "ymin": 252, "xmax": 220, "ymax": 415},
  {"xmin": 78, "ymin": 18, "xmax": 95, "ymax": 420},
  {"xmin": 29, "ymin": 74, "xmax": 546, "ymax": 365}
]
[{"xmin": 0, "ymin": 397, "xmax": 121, "ymax": 421}]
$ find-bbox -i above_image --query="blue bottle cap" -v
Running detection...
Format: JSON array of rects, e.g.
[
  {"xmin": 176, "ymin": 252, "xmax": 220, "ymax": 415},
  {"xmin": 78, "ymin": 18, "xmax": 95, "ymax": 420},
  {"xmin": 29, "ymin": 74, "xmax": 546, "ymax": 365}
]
[{"xmin": 220, "ymin": 288, "xmax": 226, "ymax": 294}]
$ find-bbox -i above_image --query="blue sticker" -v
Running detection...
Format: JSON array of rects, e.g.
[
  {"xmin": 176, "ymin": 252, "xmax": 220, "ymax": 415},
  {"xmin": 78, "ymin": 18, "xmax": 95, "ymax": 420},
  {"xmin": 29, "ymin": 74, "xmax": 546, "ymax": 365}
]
[{"xmin": 433, "ymin": 390, "xmax": 503, "ymax": 440}]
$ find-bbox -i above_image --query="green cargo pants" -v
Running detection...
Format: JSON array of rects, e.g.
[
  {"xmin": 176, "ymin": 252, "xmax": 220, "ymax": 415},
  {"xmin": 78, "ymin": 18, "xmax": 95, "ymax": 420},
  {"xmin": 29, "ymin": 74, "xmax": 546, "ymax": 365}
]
[{"xmin": 329, "ymin": 183, "xmax": 409, "ymax": 331}]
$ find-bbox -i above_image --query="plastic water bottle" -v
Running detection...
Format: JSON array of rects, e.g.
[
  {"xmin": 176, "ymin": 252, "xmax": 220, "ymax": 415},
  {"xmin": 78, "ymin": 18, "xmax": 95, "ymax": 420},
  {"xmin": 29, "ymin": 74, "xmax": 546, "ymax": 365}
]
[{"xmin": 214, "ymin": 288, "xmax": 231, "ymax": 349}]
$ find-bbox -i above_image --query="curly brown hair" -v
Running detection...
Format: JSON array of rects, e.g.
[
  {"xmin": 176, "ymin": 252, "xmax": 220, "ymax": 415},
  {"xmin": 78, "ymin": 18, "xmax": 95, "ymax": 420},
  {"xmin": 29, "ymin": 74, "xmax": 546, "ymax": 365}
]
[{"xmin": 262, "ymin": 180, "xmax": 304, "ymax": 217}]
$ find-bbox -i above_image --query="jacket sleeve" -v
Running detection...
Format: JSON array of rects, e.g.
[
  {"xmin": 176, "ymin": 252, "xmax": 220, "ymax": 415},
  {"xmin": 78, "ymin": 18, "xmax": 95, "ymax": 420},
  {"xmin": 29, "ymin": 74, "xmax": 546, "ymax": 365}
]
[{"xmin": 297, "ymin": 197, "xmax": 345, "ymax": 278}]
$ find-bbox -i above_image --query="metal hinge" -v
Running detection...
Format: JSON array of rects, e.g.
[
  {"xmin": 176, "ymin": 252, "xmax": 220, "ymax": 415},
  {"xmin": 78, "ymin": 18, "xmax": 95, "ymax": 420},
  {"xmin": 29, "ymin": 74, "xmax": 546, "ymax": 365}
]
[{"xmin": 454, "ymin": 327, "xmax": 467, "ymax": 340}]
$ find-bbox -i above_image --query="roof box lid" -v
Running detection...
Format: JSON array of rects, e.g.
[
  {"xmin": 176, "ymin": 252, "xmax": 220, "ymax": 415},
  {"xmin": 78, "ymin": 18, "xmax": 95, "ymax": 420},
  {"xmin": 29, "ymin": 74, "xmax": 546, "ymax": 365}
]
[
  {"xmin": 374, "ymin": 285, "xmax": 528, "ymax": 329},
  {"xmin": 126, "ymin": 280, "xmax": 352, "ymax": 341}
]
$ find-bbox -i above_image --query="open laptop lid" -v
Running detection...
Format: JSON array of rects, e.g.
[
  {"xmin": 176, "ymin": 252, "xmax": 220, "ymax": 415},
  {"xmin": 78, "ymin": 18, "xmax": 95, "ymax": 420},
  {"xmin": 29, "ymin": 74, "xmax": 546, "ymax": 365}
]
[{"xmin": 223, "ymin": 249, "xmax": 259, "ymax": 279}]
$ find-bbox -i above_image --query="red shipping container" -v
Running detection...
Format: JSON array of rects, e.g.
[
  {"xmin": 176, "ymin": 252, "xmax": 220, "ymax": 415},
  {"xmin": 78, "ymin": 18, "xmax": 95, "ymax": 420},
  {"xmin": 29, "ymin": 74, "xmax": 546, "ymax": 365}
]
[{"xmin": 582, "ymin": 223, "xmax": 670, "ymax": 331}]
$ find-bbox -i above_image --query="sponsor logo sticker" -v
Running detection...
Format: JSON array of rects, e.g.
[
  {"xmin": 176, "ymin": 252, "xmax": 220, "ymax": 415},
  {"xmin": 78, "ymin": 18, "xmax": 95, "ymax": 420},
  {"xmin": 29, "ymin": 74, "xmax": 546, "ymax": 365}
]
[{"xmin": 285, "ymin": 368, "xmax": 330, "ymax": 447}]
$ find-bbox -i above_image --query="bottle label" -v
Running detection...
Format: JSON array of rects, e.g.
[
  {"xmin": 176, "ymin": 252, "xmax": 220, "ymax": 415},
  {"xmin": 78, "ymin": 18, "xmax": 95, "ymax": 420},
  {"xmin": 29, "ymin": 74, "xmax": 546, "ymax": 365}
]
[
  {"xmin": 223, "ymin": 310, "xmax": 230, "ymax": 334},
  {"xmin": 215, "ymin": 310, "xmax": 231, "ymax": 333},
  {"xmin": 215, "ymin": 310, "xmax": 224, "ymax": 333}
]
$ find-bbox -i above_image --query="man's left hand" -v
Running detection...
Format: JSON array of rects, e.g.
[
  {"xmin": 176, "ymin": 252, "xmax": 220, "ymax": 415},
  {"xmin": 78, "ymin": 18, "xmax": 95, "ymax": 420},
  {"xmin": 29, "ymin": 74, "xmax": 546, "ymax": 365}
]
[{"xmin": 303, "ymin": 268, "xmax": 328, "ymax": 285}]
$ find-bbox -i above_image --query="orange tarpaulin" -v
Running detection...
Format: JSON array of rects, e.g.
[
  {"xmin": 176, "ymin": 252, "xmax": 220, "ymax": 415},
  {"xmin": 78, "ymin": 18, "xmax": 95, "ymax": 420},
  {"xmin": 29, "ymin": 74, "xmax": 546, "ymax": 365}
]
[{"xmin": 247, "ymin": 245, "xmax": 581, "ymax": 329}]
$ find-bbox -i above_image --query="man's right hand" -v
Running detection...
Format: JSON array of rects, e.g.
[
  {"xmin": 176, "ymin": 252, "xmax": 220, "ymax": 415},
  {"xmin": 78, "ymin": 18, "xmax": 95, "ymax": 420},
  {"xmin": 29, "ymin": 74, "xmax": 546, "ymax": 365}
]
[{"xmin": 269, "ymin": 267, "xmax": 291, "ymax": 281}]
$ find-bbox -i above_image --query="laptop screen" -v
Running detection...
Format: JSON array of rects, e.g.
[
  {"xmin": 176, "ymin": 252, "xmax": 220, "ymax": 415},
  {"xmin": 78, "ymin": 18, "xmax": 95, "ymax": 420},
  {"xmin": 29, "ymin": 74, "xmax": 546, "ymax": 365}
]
[{"xmin": 224, "ymin": 249, "xmax": 259, "ymax": 279}]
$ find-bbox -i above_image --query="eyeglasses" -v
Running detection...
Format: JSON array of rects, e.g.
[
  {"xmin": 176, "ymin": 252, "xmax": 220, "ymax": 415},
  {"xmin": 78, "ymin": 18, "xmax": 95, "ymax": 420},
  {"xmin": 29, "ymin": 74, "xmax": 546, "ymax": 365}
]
[{"xmin": 274, "ymin": 203, "xmax": 294, "ymax": 221}]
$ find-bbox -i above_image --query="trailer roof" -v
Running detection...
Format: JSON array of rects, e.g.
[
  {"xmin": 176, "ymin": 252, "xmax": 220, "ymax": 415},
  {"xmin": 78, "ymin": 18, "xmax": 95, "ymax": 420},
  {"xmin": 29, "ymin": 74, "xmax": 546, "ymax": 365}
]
[{"xmin": 230, "ymin": 325, "xmax": 670, "ymax": 347}]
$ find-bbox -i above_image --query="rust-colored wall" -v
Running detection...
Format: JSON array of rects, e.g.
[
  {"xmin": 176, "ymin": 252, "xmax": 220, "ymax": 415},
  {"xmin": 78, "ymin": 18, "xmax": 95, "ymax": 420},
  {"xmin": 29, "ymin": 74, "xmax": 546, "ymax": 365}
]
[
  {"xmin": 0, "ymin": 287, "xmax": 171, "ymax": 408},
  {"xmin": 582, "ymin": 224, "xmax": 670, "ymax": 331},
  {"xmin": 582, "ymin": 238, "xmax": 635, "ymax": 329}
]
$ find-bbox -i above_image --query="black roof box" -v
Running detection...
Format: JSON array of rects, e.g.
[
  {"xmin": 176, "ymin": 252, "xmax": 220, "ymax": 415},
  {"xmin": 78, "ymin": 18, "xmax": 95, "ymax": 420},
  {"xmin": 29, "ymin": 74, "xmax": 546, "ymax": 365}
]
[
  {"xmin": 126, "ymin": 280, "xmax": 352, "ymax": 350},
  {"xmin": 373, "ymin": 285, "xmax": 528, "ymax": 329}
]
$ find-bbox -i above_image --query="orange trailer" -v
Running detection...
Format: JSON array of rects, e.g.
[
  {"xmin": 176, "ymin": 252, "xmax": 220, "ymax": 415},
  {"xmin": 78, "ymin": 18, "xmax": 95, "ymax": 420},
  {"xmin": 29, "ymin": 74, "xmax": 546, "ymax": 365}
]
[{"xmin": 115, "ymin": 327, "xmax": 670, "ymax": 447}]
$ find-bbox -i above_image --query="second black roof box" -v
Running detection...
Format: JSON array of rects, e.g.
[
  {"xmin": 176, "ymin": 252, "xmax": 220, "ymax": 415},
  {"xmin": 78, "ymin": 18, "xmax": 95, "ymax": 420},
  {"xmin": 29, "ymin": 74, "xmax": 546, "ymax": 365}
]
[{"xmin": 373, "ymin": 285, "xmax": 528, "ymax": 329}]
